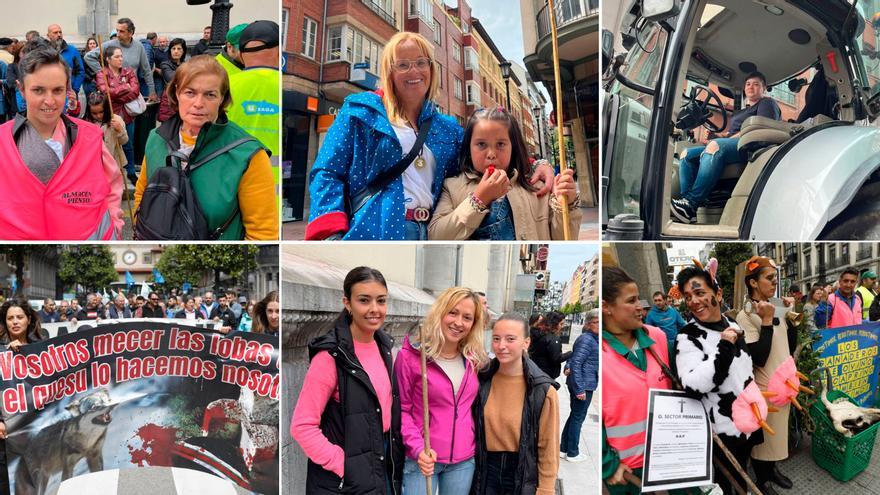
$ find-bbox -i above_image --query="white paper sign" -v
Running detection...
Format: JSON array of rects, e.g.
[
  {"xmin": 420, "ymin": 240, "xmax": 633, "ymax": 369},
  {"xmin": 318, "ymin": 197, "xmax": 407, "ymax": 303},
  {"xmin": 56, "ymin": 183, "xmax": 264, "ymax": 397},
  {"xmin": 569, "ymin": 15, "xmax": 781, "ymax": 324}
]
[{"xmin": 642, "ymin": 389, "xmax": 713, "ymax": 492}]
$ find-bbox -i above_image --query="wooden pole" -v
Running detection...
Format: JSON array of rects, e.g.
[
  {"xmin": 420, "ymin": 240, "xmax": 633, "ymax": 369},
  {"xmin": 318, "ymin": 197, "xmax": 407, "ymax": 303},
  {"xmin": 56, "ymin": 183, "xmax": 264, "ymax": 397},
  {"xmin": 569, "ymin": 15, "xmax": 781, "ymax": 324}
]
[
  {"xmin": 419, "ymin": 326, "xmax": 433, "ymax": 495},
  {"xmin": 97, "ymin": 35, "xmax": 135, "ymax": 221},
  {"xmin": 546, "ymin": 0, "xmax": 571, "ymax": 240}
]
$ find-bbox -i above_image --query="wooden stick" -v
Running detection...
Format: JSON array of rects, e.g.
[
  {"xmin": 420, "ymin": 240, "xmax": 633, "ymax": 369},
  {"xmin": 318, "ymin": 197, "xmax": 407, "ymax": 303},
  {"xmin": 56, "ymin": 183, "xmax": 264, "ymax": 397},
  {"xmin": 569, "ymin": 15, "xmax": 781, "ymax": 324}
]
[
  {"xmin": 97, "ymin": 35, "xmax": 134, "ymax": 222},
  {"xmin": 546, "ymin": 0, "xmax": 571, "ymax": 240},
  {"xmin": 419, "ymin": 326, "xmax": 432, "ymax": 495}
]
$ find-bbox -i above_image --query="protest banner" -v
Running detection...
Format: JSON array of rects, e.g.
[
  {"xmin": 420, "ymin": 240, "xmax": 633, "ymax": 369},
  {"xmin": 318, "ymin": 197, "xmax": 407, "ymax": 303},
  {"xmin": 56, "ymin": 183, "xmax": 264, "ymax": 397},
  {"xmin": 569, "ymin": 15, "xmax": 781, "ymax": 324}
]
[
  {"xmin": 0, "ymin": 320, "xmax": 279, "ymax": 495},
  {"xmin": 814, "ymin": 322, "xmax": 880, "ymax": 407}
]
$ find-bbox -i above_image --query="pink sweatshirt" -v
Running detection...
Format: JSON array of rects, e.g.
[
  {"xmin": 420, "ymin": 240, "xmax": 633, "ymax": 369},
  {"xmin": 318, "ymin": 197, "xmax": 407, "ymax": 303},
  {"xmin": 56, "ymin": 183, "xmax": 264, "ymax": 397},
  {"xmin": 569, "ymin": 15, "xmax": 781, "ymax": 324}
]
[{"xmin": 290, "ymin": 339, "xmax": 392, "ymax": 478}]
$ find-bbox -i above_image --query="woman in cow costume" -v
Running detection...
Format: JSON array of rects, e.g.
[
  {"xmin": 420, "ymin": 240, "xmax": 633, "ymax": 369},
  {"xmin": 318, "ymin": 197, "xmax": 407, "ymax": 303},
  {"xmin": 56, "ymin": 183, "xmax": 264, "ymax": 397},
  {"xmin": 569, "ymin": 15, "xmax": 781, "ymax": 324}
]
[{"xmin": 674, "ymin": 263, "xmax": 763, "ymax": 494}]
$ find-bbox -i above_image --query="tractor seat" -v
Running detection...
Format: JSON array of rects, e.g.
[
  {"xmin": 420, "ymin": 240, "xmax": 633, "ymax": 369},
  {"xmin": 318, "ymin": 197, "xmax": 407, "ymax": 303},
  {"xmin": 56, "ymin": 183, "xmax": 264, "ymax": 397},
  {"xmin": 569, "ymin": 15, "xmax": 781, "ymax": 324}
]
[{"xmin": 738, "ymin": 114, "xmax": 834, "ymax": 153}]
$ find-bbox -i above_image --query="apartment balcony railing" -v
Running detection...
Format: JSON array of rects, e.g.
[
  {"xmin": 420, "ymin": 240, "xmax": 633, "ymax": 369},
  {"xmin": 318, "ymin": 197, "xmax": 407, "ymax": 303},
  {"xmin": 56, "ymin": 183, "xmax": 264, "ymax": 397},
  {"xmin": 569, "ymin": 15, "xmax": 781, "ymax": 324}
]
[
  {"xmin": 536, "ymin": 0, "xmax": 598, "ymax": 40},
  {"xmin": 361, "ymin": 0, "xmax": 396, "ymax": 27}
]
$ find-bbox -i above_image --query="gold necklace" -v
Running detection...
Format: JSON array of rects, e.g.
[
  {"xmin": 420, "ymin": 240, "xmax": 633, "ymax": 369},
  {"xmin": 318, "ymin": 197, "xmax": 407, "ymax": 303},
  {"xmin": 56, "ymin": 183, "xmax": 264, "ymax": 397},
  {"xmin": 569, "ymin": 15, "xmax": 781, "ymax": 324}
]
[{"xmin": 406, "ymin": 118, "xmax": 426, "ymax": 169}]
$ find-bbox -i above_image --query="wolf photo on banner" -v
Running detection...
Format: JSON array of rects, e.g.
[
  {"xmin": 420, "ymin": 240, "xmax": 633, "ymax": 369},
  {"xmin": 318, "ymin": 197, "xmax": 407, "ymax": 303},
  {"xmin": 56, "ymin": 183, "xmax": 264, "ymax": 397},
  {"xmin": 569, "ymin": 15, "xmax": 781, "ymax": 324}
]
[{"xmin": 0, "ymin": 320, "xmax": 279, "ymax": 495}]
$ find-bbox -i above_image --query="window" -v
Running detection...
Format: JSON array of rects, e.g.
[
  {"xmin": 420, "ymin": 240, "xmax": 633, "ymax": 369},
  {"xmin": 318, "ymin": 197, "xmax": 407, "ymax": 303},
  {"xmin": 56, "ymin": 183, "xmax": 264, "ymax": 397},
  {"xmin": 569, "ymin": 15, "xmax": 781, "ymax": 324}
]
[
  {"xmin": 282, "ymin": 9, "xmax": 289, "ymax": 51},
  {"xmin": 327, "ymin": 26, "xmax": 343, "ymax": 61},
  {"xmin": 769, "ymin": 83, "xmax": 797, "ymax": 107},
  {"xmin": 437, "ymin": 63, "xmax": 443, "ymax": 88},
  {"xmin": 454, "ymin": 77, "xmax": 463, "ymax": 100},
  {"xmin": 143, "ymin": 253, "xmax": 152, "ymax": 264},
  {"xmin": 465, "ymin": 47, "xmax": 479, "ymax": 73},
  {"xmin": 408, "ymin": 0, "xmax": 433, "ymax": 24},
  {"xmin": 327, "ymin": 25, "xmax": 382, "ymax": 73},
  {"xmin": 466, "ymin": 81, "xmax": 480, "ymax": 106},
  {"xmin": 433, "ymin": 18, "xmax": 442, "ymax": 45},
  {"xmin": 453, "ymin": 42, "xmax": 461, "ymax": 63},
  {"xmin": 301, "ymin": 17, "xmax": 318, "ymax": 59}
]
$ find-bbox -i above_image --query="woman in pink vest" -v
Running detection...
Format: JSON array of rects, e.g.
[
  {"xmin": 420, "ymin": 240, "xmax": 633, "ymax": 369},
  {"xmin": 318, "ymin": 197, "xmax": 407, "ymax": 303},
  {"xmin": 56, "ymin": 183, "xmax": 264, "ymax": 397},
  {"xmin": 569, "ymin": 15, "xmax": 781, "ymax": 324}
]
[
  {"xmin": 393, "ymin": 287, "xmax": 489, "ymax": 494},
  {"xmin": 601, "ymin": 266, "xmax": 674, "ymax": 494},
  {"xmin": 0, "ymin": 47, "xmax": 122, "ymax": 240}
]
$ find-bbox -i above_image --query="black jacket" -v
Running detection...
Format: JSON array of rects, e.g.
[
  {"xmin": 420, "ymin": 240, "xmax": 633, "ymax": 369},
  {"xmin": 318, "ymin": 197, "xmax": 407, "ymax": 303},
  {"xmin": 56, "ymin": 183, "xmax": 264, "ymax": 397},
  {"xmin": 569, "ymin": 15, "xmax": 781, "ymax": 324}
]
[
  {"xmin": 471, "ymin": 356, "xmax": 555, "ymax": 495},
  {"xmin": 528, "ymin": 330, "xmax": 570, "ymax": 385},
  {"xmin": 305, "ymin": 312, "xmax": 403, "ymax": 494},
  {"xmin": 140, "ymin": 304, "xmax": 165, "ymax": 318},
  {"xmin": 210, "ymin": 305, "xmax": 237, "ymax": 328}
]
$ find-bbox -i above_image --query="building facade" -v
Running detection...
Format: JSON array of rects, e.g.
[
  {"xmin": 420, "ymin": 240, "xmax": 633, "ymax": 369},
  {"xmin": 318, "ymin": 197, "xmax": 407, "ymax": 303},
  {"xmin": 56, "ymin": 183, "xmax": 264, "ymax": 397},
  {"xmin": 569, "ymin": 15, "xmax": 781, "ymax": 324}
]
[
  {"xmin": 520, "ymin": 0, "xmax": 599, "ymax": 206},
  {"xmin": 757, "ymin": 243, "xmax": 880, "ymax": 292}
]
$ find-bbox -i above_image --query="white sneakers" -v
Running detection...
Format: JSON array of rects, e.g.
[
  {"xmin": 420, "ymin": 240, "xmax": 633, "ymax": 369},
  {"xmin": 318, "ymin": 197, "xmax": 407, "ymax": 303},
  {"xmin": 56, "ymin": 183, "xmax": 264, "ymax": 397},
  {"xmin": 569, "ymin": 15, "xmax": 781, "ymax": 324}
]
[{"xmin": 566, "ymin": 453, "xmax": 589, "ymax": 463}]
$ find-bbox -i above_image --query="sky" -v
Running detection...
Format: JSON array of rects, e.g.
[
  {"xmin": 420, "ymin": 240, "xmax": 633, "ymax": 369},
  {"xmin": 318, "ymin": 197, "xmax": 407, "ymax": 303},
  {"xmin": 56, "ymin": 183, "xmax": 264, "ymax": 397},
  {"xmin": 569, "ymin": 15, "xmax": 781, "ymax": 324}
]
[
  {"xmin": 547, "ymin": 244, "xmax": 599, "ymax": 283},
  {"xmin": 462, "ymin": 0, "xmax": 553, "ymax": 109}
]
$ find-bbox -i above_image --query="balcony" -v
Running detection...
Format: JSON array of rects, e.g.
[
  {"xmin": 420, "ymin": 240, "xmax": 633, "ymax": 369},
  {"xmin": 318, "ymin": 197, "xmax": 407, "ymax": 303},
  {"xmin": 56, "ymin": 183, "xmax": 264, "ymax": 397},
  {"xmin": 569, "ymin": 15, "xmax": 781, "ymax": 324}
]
[
  {"xmin": 361, "ymin": 0, "xmax": 396, "ymax": 27},
  {"xmin": 536, "ymin": 0, "xmax": 599, "ymax": 40}
]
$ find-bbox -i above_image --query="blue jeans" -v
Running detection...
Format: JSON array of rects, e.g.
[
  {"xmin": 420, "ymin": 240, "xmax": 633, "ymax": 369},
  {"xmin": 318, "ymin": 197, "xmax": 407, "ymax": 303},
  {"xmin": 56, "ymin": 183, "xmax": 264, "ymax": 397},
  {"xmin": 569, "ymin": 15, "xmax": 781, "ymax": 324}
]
[
  {"xmin": 678, "ymin": 137, "xmax": 743, "ymax": 207},
  {"xmin": 404, "ymin": 220, "xmax": 428, "ymax": 240},
  {"xmin": 123, "ymin": 121, "xmax": 136, "ymax": 176},
  {"xmin": 402, "ymin": 457, "xmax": 475, "ymax": 495},
  {"xmin": 560, "ymin": 389, "xmax": 592, "ymax": 456}
]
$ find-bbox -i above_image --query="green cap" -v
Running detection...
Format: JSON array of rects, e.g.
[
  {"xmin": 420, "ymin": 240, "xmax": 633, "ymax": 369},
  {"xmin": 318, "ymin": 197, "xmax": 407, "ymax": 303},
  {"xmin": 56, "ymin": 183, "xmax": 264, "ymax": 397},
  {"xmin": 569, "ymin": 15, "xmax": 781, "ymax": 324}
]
[
  {"xmin": 863, "ymin": 271, "xmax": 877, "ymax": 280},
  {"xmin": 226, "ymin": 23, "xmax": 249, "ymax": 48}
]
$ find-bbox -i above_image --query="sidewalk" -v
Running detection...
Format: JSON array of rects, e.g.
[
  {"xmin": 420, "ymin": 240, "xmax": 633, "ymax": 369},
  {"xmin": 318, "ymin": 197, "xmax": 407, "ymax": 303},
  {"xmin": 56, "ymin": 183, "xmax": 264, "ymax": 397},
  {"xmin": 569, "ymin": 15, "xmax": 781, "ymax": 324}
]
[
  {"xmin": 282, "ymin": 206, "xmax": 600, "ymax": 240},
  {"xmin": 557, "ymin": 327, "xmax": 600, "ymax": 494},
  {"xmin": 777, "ymin": 431, "xmax": 880, "ymax": 495}
]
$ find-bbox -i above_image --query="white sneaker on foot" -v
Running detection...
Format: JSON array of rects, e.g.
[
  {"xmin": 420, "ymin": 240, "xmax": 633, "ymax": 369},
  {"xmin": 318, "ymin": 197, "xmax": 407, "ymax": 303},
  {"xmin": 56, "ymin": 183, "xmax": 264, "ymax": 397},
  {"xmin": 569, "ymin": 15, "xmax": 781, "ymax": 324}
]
[
  {"xmin": 559, "ymin": 452, "xmax": 567, "ymax": 459},
  {"xmin": 566, "ymin": 453, "xmax": 589, "ymax": 463}
]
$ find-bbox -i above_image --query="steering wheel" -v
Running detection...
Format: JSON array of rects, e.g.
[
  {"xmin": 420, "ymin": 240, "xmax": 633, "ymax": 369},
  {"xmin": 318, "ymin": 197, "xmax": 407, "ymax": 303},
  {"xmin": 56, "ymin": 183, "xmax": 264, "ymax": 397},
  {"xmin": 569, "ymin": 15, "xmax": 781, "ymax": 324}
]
[{"xmin": 676, "ymin": 85, "xmax": 728, "ymax": 133}]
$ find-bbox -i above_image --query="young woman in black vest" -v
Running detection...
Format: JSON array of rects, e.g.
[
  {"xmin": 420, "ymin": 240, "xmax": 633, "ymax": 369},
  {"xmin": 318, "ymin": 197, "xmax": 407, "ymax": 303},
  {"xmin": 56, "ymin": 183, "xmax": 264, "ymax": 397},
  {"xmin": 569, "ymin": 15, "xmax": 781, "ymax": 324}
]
[
  {"xmin": 291, "ymin": 267, "xmax": 403, "ymax": 493},
  {"xmin": 471, "ymin": 312, "xmax": 559, "ymax": 495}
]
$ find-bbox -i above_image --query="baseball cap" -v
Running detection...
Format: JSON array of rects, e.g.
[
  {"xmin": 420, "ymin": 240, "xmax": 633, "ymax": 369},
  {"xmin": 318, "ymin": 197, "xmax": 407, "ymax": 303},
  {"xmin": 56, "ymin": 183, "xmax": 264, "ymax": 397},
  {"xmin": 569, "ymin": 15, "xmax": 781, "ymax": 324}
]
[
  {"xmin": 239, "ymin": 20, "xmax": 279, "ymax": 53},
  {"xmin": 0, "ymin": 38, "xmax": 13, "ymax": 47},
  {"xmin": 226, "ymin": 23, "xmax": 248, "ymax": 48},
  {"xmin": 863, "ymin": 271, "xmax": 877, "ymax": 280}
]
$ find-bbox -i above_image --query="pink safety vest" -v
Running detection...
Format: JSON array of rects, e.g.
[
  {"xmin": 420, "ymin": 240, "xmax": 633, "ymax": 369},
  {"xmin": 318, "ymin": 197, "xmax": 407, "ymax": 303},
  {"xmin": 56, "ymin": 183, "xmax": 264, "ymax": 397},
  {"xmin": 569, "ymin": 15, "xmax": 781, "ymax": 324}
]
[
  {"xmin": 602, "ymin": 324, "xmax": 673, "ymax": 470},
  {"xmin": 828, "ymin": 292, "xmax": 862, "ymax": 328},
  {"xmin": 0, "ymin": 117, "xmax": 116, "ymax": 240}
]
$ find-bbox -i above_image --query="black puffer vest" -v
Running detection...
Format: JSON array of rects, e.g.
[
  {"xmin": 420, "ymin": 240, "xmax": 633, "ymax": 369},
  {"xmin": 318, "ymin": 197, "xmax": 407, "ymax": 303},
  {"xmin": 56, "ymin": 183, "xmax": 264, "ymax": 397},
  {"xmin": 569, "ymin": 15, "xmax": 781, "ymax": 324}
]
[
  {"xmin": 471, "ymin": 356, "xmax": 554, "ymax": 495},
  {"xmin": 305, "ymin": 313, "xmax": 403, "ymax": 494}
]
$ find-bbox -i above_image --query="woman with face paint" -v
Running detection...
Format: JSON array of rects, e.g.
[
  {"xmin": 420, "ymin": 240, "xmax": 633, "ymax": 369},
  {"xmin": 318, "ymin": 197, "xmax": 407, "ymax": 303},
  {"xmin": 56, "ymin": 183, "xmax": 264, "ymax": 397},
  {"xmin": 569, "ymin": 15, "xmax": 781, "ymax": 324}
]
[
  {"xmin": 290, "ymin": 267, "xmax": 403, "ymax": 494},
  {"xmin": 600, "ymin": 267, "xmax": 677, "ymax": 494},
  {"xmin": 394, "ymin": 287, "xmax": 488, "ymax": 494},
  {"xmin": 675, "ymin": 264, "xmax": 762, "ymax": 495},
  {"xmin": 470, "ymin": 312, "xmax": 559, "ymax": 495},
  {"xmin": 736, "ymin": 257, "xmax": 797, "ymax": 495}
]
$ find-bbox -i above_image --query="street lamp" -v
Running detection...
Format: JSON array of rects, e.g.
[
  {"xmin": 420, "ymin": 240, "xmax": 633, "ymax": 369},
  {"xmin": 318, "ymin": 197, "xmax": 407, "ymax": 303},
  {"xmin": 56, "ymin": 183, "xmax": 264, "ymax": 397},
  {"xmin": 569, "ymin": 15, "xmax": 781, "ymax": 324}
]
[
  {"xmin": 499, "ymin": 60, "xmax": 512, "ymax": 109},
  {"xmin": 533, "ymin": 105, "xmax": 544, "ymax": 158},
  {"xmin": 186, "ymin": 0, "xmax": 233, "ymax": 55}
]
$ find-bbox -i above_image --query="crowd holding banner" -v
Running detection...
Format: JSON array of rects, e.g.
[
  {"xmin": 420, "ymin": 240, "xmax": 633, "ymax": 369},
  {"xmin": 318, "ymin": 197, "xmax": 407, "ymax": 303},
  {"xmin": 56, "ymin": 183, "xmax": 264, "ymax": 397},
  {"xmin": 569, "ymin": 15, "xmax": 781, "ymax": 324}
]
[{"xmin": 0, "ymin": 320, "xmax": 279, "ymax": 495}]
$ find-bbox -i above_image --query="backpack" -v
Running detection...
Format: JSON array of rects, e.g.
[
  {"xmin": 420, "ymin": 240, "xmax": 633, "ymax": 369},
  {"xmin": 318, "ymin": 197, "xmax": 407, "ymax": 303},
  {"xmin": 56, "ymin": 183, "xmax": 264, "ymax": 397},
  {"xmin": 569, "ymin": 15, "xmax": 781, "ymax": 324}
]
[{"xmin": 133, "ymin": 149, "xmax": 240, "ymax": 240}]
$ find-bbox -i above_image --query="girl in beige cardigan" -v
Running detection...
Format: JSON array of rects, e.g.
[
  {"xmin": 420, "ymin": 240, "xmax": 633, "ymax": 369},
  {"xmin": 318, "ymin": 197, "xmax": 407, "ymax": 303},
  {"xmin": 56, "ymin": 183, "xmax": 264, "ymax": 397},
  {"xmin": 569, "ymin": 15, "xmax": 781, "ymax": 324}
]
[
  {"xmin": 85, "ymin": 91, "xmax": 128, "ymax": 170},
  {"xmin": 428, "ymin": 107, "xmax": 580, "ymax": 240}
]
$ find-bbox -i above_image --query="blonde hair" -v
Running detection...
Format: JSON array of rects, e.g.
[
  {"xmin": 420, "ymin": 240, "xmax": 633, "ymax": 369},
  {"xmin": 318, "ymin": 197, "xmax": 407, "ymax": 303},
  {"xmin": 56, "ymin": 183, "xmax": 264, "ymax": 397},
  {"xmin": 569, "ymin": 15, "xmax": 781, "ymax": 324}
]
[
  {"xmin": 379, "ymin": 32, "xmax": 440, "ymax": 125},
  {"xmin": 417, "ymin": 287, "xmax": 489, "ymax": 371}
]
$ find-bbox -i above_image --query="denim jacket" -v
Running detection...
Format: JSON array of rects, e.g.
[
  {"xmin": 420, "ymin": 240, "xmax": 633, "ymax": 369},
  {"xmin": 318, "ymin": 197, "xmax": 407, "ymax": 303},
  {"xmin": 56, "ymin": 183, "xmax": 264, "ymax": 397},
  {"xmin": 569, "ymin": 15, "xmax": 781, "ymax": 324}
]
[{"xmin": 306, "ymin": 91, "xmax": 463, "ymax": 240}]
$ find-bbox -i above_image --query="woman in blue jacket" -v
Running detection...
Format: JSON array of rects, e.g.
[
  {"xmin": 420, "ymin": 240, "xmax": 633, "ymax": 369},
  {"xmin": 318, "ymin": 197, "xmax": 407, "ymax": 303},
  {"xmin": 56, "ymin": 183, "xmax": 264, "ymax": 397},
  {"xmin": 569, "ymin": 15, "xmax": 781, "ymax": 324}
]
[
  {"xmin": 561, "ymin": 309, "xmax": 599, "ymax": 462},
  {"xmin": 306, "ymin": 31, "xmax": 554, "ymax": 240}
]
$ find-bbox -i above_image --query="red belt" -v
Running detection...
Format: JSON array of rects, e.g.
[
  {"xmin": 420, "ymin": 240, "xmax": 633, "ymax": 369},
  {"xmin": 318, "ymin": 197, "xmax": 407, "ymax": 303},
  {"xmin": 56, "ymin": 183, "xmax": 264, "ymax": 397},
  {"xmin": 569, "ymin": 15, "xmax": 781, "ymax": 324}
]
[{"xmin": 405, "ymin": 207, "xmax": 431, "ymax": 222}]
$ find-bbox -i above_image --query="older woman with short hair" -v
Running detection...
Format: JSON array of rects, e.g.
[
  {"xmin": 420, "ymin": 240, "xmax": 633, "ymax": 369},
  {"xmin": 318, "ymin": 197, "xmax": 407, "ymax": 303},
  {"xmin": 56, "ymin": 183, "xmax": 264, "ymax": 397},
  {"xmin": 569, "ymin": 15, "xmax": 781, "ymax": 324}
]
[
  {"xmin": 307, "ymin": 31, "xmax": 555, "ymax": 240},
  {"xmin": 133, "ymin": 55, "xmax": 278, "ymax": 240}
]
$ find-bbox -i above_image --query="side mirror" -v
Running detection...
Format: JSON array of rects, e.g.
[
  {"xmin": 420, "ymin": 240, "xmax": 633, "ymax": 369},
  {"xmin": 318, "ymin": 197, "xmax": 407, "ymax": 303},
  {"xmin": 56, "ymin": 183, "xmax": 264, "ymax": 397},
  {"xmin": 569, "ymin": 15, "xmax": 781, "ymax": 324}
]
[
  {"xmin": 602, "ymin": 29, "xmax": 614, "ymax": 73},
  {"xmin": 642, "ymin": 0, "xmax": 681, "ymax": 22}
]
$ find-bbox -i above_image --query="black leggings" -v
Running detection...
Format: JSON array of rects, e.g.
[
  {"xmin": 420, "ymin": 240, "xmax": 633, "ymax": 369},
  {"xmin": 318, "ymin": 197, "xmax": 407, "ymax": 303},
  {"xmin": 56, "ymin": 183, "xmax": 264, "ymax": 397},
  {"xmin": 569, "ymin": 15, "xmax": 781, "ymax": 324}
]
[
  {"xmin": 715, "ymin": 437, "xmax": 754, "ymax": 495},
  {"xmin": 485, "ymin": 452, "xmax": 519, "ymax": 494}
]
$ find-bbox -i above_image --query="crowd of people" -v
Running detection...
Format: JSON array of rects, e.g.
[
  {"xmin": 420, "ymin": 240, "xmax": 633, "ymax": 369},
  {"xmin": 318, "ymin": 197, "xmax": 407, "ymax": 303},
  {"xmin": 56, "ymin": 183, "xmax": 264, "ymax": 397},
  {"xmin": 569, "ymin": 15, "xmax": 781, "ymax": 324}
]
[
  {"xmin": 0, "ymin": 17, "xmax": 279, "ymax": 240},
  {"xmin": 34, "ymin": 289, "xmax": 279, "ymax": 335},
  {"xmin": 290, "ymin": 266, "xmax": 598, "ymax": 494}
]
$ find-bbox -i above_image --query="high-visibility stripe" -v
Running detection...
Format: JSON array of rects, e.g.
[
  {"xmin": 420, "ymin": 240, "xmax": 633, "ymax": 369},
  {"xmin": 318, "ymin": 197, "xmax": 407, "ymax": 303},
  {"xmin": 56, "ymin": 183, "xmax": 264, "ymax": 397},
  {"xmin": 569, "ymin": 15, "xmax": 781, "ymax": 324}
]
[
  {"xmin": 618, "ymin": 443, "xmax": 645, "ymax": 459},
  {"xmin": 605, "ymin": 420, "xmax": 647, "ymax": 438}
]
